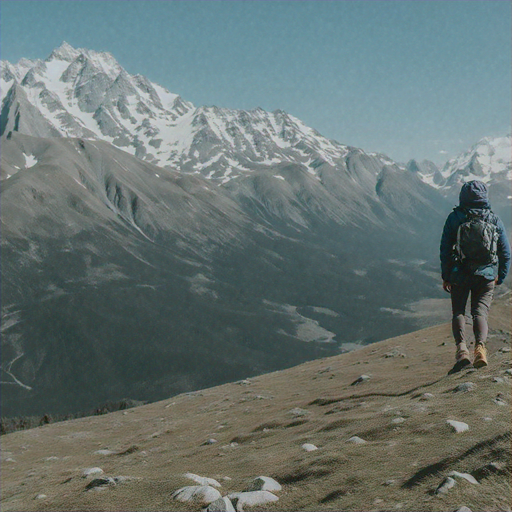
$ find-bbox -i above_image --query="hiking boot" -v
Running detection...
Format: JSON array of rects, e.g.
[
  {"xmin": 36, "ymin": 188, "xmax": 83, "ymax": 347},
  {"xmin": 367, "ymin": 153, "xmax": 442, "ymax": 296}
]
[
  {"xmin": 449, "ymin": 344, "xmax": 471, "ymax": 374},
  {"xmin": 473, "ymin": 344, "xmax": 488, "ymax": 369}
]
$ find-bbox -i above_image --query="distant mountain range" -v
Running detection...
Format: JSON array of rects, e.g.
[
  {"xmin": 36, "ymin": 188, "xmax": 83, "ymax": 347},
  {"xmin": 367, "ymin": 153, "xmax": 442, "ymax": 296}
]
[
  {"xmin": 2, "ymin": 42, "xmax": 509, "ymax": 192},
  {"xmin": 1, "ymin": 43, "xmax": 510, "ymax": 418}
]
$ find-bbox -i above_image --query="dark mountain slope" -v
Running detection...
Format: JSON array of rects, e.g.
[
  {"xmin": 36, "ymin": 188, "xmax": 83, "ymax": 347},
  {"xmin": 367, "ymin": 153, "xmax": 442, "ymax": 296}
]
[{"xmin": 2, "ymin": 133, "xmax": 450, "ymax": 417}]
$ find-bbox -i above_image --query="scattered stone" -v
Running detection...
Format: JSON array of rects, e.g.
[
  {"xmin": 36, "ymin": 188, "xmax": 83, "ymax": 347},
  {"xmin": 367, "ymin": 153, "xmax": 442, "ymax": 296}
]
[
  {"xmin": 492, "ymin": 377, "xmax": 505, "ymax": 383},
  {"xmin": 5, "ymin": 458, "xmax": 15, "ymax": 463},
  {"xmin": 347, "ymin": 436, "xmax": 367, "ymax": 444},
  {"xmin": 453, "ymin": 382, "xmax": 476, "ymax": 393},
  {"xmin": 435, "ymin": 476, "xmax": 456, "ymax": 495},
  {"xmin": 392, "ymin": 417, "xmax": 405, "ymax": 424},
  {"xmin": 448, "ymin": 471, "xmax": 479, "ymax": 485},
  {"xmin": 351, "ymin": 375, "xmax": 370, "ymax": 385},
  {"xmin": 34, "ymin": 494, "xmax": 47, "ymax": 500},
  {"xmin": 113, "ymin": 476, "xmax": 137, "ymax": 484},
  {"xmin": 172, "ymin": 486, "xmax": 222, "ymax": 505},
  {"xmin": 289, "ymin": 407, "xmax": 309, "ymax": 417},
  {"xmin": 301, "ymin": 443, "xmax": 318, "ymax": 452},
  {"xmin": 383, "ymin": 479, "xmax": 396, "ymax": 486},
  {"xmin": 94, "ymin": 449, "xmax": 115, "ymax": 455},
  {"xmin": 453, "ymin": 507, "xmax": 472, "ymax": 512},
  {"xmin": 185, "ymin": 473, "xmax": 222, "ymax": 488},
  {"xmin": 204, "ymin": 497, "xmax": 236, "ymax": 512},
  {"xmin": 85, "ymin": 477, "xmax": 116, "ymax": 490},
  {"xmin": 220, "ymin": 442, "xmax": 239, "ymax": 449},
  {"xmin": 493, "ymin": 397, "xmax": 507, "ymax": 406},
  {"xmin": 446, "ymin": 420, "xmax": 469, "ymax": 433},
  {"xmin": 384, "ymin": 349, "xmax": 406, "ymax": 358},
  {"xmin": 228, "ymin": 491, "xmax": 279, "ymax": 511},
  {"xmin": 373, "ymin": 498, "xmax": 384, "ymax": 504},
  {"xmin": 420, "ymin": 393, "xmax": 434, "ymax": 400},
  {"xmin": 244, "ymin": 476, "xmax": 282, "ymax": 492},
  {"xmin": 237, "ymin": 379, "xmax": 252, "ymax": 385},
  {"xmin": 82, "ymin": 467, "xmax": 104, "ymax": 478},
  {"xmin": 499, "ymin": 347, "xmax": 511, "ymax": 353},
  {"xmin": 43, "ymin": 456, "xmax": 59, "ymax": 461},
  {"xmin": 504, "ymin": 369, "xmax": 512, "ymax": 376},
  {"xmin": 202, "ymin": 439, "xmax": 218, "ymax": 446},
  {"xmin": 482, "ymin": 417, "xmax": 493, "ymax": 421}
]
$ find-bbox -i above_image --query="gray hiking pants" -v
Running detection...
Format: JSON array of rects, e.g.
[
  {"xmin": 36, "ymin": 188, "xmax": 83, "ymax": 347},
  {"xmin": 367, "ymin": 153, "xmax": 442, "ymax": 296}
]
[{"xmin": 451, "ymin": 275, "xmax": 494, "ymax": 346}]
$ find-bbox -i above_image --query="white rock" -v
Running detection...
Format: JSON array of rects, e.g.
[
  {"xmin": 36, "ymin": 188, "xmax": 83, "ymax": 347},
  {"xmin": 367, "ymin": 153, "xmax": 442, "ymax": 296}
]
[
  {"xmin": 204, "ymin": 497, "xmax": 236, "ymax": 512},
  {"xmin": 85, "ymin": 477, "xmax": 116, "ymax": 490},
  {"xmin": 483, "ymin": 416, "xmax": 493, "ymax": 421},
  {"xmin": 172, "ymin": 485, "xmax": 222, "ymax": 505},
  {"xmin": 301, "ymin": 443, "xmax": 318, "ymax": 452},
  {"xmin": 245, "ymin": 476, "xmax": 282, "ymax": 492},
  {"xmin": 351, "ymin": 374, "xmax": 371, "ymax": 385},
  {"xmin": 447, "ymin": 420, "xmax": 469, "ymax": 433},
  {"xmin": 94, "ymin": 449, "xmax": 115, "ymax": 455},
  {"xmin": 453, "ymin": 382, "xmax": 476, "ymax": 393},
  {"xmin": 448, "ymin": 471, "xmax": 479, "ymax": 485},
  {"xmin": 185, "ymin": 473, "xmax": 222, "ymax": 488},
  {"xmin": 34, "ymin": 494, "xmax": 47, "ymax": 500},
  {"xmin": 454, "ymin": 507, "xmax": 473, "ymax": 512},
  {"xmin": 228, "ymin": 491, "xmax": 279, "ymax": 511},
  {"xmin": 435, "ymin": 476, "xmax": 456, "ymax": 494},
  {"xmin": 82, "ymin": 467, "xmax": 104, "ymax": 478},
  {"xmin": 347, "ymin": 436, "xmax": 367, "ymax": 444},
  {"xmin": 420, "ymin": 393, "xmax": 434, "ymax": 400},
  {"xmin": 44, "ymin": 456, "xmax": 59, "ymax": 461},
  {"xmin": 492, "ymin": 377, "xmax": 505, "ymax": 383},
  {"xmin": 392, "ymin": 417, "xmax": 405, "ymax": 424},
  {"xmin": 289, "ymin": 407, "xmax": 309, "ymax": 417},
  {"xmin": 202, "ymin": 439, "xmax": 218, "ymax": 445}
]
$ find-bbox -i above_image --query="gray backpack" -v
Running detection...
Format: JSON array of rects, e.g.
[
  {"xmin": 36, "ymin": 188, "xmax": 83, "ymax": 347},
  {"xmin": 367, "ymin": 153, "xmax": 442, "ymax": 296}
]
[{"xmin": 455, "ymin": 209, "xmax": 498, "ymax": 270}]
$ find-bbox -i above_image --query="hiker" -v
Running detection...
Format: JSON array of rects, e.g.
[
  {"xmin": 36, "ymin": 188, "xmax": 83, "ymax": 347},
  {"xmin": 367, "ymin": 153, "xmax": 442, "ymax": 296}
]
[{"xmin": 440, "ymin": 180, "xmax": 510, "ymax": 371}]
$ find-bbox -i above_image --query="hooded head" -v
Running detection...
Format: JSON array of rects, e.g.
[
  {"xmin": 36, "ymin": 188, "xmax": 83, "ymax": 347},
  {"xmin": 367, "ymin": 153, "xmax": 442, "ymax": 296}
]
[{"xmin": 459, "ymin": 180, "xmax": 490, "ymax": 209}]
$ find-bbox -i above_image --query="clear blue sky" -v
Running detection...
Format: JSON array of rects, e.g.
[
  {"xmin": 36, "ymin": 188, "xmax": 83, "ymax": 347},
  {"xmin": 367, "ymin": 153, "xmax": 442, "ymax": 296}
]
[{"xmin": 1, "ymin": 0, "xmax": 510, "ymax": 165}]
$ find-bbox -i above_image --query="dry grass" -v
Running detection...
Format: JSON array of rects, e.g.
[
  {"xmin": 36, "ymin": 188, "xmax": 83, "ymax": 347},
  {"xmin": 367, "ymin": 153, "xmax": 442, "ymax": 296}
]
[{"xmin": 1, "ymin": 296, "xmax": 511, "ymax": 512}]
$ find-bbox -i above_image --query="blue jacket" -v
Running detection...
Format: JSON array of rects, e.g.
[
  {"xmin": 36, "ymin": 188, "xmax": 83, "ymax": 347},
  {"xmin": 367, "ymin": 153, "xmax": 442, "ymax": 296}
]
[{"xmin": 440, "ymin": 181, "xmax": 511, "ymax": 285}]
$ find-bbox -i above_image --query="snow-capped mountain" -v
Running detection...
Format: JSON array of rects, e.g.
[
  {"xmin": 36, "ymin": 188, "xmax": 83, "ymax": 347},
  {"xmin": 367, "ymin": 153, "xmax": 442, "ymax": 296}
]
[
  {"xmin": 1, "ymin": 42, "xmax": 398, "ymax": 188},
  {"xmin": 405, "ymin": 159, "xmax": 443, "ymax": 188},
  {"xmin": 406, "ymin": 136, "xmax": 511, "ymax": 193},
  {"xmin": 440, "ymin": 135, "xmax": 511, "ymax": 189}
]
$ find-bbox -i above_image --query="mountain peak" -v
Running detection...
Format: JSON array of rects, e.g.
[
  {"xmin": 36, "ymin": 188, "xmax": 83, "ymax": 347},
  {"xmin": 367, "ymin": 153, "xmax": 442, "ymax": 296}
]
[{"xmin": 46, "ymin": 41, "xmax": 80, "ymax": 62}]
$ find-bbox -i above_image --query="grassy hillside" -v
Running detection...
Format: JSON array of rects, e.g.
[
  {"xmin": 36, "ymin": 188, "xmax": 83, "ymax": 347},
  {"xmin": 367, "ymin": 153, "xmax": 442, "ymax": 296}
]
[{"xmin": 1, "ymin": 294, "xmax": 510, "ymax": 512}]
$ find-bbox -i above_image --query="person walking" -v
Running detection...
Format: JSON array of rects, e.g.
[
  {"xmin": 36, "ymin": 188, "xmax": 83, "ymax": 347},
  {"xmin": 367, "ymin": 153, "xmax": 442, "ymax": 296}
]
[{"xmin": 440, "ymin": 180, "xmax": 510, "ymax": 372}]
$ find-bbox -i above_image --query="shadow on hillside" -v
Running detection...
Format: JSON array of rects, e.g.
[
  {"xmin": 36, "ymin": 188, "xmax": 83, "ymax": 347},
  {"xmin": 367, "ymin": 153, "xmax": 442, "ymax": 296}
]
[{"xmin": 401, "ymin": 431, "xmax": 511, "ymax": 488}]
